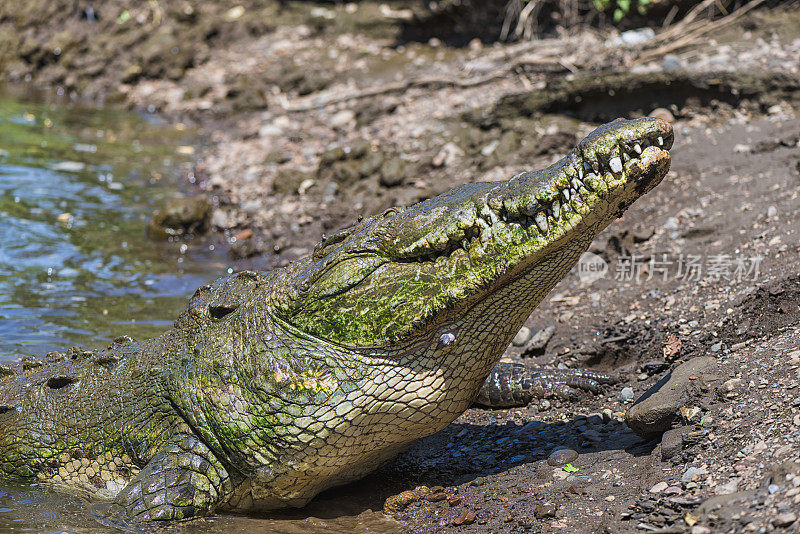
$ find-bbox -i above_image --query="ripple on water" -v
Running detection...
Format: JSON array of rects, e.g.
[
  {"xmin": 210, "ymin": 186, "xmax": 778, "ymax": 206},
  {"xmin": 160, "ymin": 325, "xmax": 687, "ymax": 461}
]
[{"xmin": 0, "ymin": 90, "xmax": 227, "ymax": 360}]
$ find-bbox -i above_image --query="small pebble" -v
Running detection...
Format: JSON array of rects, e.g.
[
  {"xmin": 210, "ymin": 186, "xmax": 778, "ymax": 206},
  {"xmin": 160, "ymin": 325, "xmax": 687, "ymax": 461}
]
[
  {"xmin": 547, "ymin": 448, "xmax": 578, "ymax": 466},
  {"xmin": 682, "ymin": 467, "xmax": 708, "ymax": 483},
  {"xmin": 620, "ymin": 387, "xmax": 635, "ymax": 403},
  {"xmin": 768, "ymin": 483, "xmax": 780, "ymax": 494},
  {"xmin": 512, "ymin": 326, "xmax": 532, "ymax": 346},
  {"xmin": 452, "ymin": 511, "xmax": 476, "ymax": 526},
  {"xmin": 767, "ymin": 205, "xmax": 778, "ymax": 218},
  {"xmin": 533, "ymin": 503, "xmax": 557, "ymax": 518},
  {"xmin": 649, "ymin": 481, "xmax": 669, "ymax": 493},
  {"xmin": 690, "ymin": 526, "xmax": 711, "ymax": 534}
]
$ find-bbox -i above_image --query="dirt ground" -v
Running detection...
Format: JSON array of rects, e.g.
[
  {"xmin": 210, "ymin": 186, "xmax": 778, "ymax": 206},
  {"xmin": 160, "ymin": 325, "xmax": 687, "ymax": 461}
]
[{"xmin": 2, "ymin": 1, "xmax": 800, "ymax": 532}]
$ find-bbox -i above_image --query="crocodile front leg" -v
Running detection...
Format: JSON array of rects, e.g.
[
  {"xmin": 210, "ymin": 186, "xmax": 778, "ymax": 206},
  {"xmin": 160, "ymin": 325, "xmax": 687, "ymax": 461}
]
[
  {"xmin": 91, "ymin": 433, "xmax": 233, "ymax": 526},
  {"xmin": 474, "ymin": 362, "xmax": 615, "ymax": 408}
]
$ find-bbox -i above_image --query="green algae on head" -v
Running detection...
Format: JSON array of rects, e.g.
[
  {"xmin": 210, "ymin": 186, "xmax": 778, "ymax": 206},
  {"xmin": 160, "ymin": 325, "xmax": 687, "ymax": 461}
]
[{"xmin": 276, "ymin": 117, "xmax": 673, "ymax": 349}]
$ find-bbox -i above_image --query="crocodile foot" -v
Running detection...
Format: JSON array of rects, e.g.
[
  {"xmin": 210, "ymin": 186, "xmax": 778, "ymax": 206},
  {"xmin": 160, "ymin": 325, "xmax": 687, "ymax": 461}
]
[
  {"xmin": 474, "ymin": 362, "xmax": 616, "ymax": 408},
  {"xmin": 90, "ymin": 434, "xmax": 231, "ymax": 528}
]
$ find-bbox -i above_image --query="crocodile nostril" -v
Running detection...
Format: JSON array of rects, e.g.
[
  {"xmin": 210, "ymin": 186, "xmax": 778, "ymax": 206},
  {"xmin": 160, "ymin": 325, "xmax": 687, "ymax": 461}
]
[
  {"xmin": 209, "ymin": 305, "xmax": 238, "ymax": 320},
  {"xmin": 46, "ymin": 376, "xmax": 78, "ymax": 389}
]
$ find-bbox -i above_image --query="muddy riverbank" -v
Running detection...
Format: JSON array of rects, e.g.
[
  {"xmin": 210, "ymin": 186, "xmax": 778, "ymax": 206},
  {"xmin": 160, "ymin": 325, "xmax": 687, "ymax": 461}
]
[{"xmin": 2, "ymin": 0, "xmax": 800, "ymax": 532}]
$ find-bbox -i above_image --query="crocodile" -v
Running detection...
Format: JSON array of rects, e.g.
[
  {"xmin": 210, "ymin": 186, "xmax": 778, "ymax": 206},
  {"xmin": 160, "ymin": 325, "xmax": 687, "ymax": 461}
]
[{"xmin": 0, "ymin": 117, "xmax": 673, "ymax": 525}]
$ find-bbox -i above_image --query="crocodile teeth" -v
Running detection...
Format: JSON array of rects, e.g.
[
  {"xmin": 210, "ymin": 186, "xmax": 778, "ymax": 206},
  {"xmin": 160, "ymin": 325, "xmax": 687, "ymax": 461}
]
[
  {"xmin": 657, "ymin": 136, "xmax": 664, "ymax": 146},
  {"xmin": 534, "ymin": 212, "xmax": 548, "ymax": 234},
  {"xmin": 552, "ymin": 199, "xmax": 561, "ymax": 219},
  {"xmin": 609, "ymin": 156, "xmax": 623, "ymax": 174},
  {"xmin": 571, "ymin": 178, "xmax": 583, "ymax": 190},
  {"xmin": 623, "ymin": 152, "xmax": 631, "ymax": 162},
  {"xmin": 563, "ymin": 188, "xmax": 571, "ymax": 201},
  {"xmin": 634, "ymin": 143, "xmax": 642, "ymax": 154}
]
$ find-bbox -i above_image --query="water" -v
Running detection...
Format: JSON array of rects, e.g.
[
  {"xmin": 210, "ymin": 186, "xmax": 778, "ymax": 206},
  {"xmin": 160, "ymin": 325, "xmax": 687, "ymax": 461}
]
[
  {"xmin": 0, "ymin": 92, "xmax": 231, "ymax": 358},
  {"xmin": 0, "ymin": 92, "xmax": 400, "ymax": 533}
]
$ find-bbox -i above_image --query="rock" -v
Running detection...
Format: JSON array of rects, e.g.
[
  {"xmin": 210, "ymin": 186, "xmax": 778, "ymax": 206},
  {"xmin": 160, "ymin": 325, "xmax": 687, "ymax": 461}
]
[
  {"xmin": 662, "ymin": 54, "xmax": 684, "ymax": 71},
  {"xmin": 767, "ymin": 205, "xmax": 778, "ymax": 218},
  {"xmin": 733, "ymin": 144, "xmax": 751, "ymax": 153},
  {"xmin": 121, "ymin": 63, "xmax": 143, "ymax": 83},
  {"xmin": 533, "ymin": 503, "xmax": 557, "ymax": 518},
  {"xmin": 384, "ymin": 487, "xmax": 429, "ymax": 514},
  {"xmin": 625, "ymin": 357, "xmax": 719, "ymax": 438},
  {"xmin": 228, "ymin": 234, "xmax": 267, "ymax": 260},
  {"xmin": 772, "ymin": 512, "xmax": 797, "ymax": 527},
  {"xmin": 379, "ymin": 157, "xmax": 408, "ymax": 187},
  {"xmin": 690, "ymin": 526, "xmax": 711, "ymax": 534},
  {"xmin": 318, "ymin": 140, "xmax": 386, "ymax": 187},
  {"xmin": 586, "ymin": 413, "xmax": 604, "ymax": 426},
  {"xmin": 715, "ymin": 478, "xmax": 739, "ymax": 495},
  {"xmin": 649, "ymin": 108, "xmax": 676, "ymax": 124},
  {"xmin": 609, "ymin": 28, "xmax": 655, "ymax": 47},
  {"xmin": 452, "ymin": 511, "xmax": 476, "ymax": 525},
  {"xmin": 210, "ymin": 209, "xmax": 229, "ymax": 229},
  {"xmin": 719, "ymin": 378, "xmax": 742, "ymax": 397},
  {"xmin": 547, "ymin": 448, "xmax": 578, "ymax": 467},
  {"xmin": 580, "ymin": 429, "xmax": 603, "ymax": 442},
  {"xmin": 259, "ymin": 123, "xmax": 284, "ymax": 138},
  {"xmin": 146, "ymin": 196, "xmax": 212, "ymax": 240},
  {"xmin": 661, "ymin": 426, "xmax": 688, "ymax": 461},
  {"xmin": 649, "ymin": 481, "xmax": 668, "ymax": 493},
  {"xmin": 273, "ymin": 169, "xmax": 311, "ymax": 195},
  {"xmin": 522, "ymin": 325, "xmax": 556, "ymax": 356},
  {"xmin": 512, "ymin": 326, "xmax": 532, "ymax": 347},
  {"xmin": 681, "ymin": 467, "xmax": 708, "ymax": 483},
  {"xmin": 620, "ymin": 387, "xmax": 635, "ymax": 403},
  {"xmin": 329, "ymin": 109, "xmax": 355, "ymax": 130},
  {"xmin": 432, "ymin": 142, "xmax": 465, "ymax": 168}
]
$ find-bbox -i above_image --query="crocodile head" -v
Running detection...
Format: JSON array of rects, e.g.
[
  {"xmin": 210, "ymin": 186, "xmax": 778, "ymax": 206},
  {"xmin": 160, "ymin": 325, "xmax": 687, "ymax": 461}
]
[{"xmin": 274, "ymin": 117, "xmax": 673, "ymax": 356}]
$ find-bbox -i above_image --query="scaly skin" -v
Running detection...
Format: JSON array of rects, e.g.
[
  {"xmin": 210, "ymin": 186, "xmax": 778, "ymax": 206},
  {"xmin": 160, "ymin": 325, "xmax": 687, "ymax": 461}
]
[{"xmin": 0, "ymin": 118, "xmax": 673, "ymax": 524}]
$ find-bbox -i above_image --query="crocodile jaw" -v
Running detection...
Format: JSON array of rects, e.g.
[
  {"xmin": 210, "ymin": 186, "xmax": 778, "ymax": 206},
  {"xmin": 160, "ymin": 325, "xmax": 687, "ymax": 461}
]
[{"xmin": 277, "ymin": 117, "xmax": 673, "ymax": 350}]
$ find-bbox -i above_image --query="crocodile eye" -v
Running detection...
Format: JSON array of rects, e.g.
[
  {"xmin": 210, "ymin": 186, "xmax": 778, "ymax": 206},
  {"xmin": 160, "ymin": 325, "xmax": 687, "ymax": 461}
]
[
  {"xmin": 313, "ymin": 226, "xmax": 357, "ymax": 259},
  {"xmin": 46, "ymin": 376, "xmax": 78, "ymax": 389},
  {"xmin": 0, "ymin": 405, "xmax": 16, "ymax": 415}
]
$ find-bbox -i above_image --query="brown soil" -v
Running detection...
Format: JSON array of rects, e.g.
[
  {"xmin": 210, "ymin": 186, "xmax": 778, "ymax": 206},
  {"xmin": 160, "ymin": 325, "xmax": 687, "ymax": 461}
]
[{"xmin": 3, "ymin": 1, "xmax": 800, "ymax": 532}]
